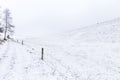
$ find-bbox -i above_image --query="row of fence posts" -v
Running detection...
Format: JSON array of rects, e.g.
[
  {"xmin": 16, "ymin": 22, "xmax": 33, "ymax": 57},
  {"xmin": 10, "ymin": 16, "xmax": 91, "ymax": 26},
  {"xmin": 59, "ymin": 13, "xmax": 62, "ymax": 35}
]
[{"xmin": 17, "ymin": 39, "xmax": 44, "ymax": 60}]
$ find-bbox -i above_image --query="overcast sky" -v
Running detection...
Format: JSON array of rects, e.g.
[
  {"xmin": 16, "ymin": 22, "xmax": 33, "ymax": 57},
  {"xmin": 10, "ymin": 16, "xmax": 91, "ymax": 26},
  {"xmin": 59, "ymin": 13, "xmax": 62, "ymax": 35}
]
[{"xmin": 0, "ymin": 0, "xmax": 120, "ymax": 37}]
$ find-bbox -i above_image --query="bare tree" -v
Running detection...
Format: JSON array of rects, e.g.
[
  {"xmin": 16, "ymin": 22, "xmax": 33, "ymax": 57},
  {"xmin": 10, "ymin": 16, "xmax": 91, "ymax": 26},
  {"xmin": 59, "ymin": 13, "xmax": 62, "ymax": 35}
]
[{"xmin": 3, "ymin": 8, "xmax": 15, "ymax": 40}]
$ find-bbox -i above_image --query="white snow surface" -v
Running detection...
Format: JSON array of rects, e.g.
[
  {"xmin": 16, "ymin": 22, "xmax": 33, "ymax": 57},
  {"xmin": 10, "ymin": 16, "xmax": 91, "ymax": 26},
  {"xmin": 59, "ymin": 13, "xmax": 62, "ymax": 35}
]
[{"xmin": 1, "ymin": 18, "xmax": 120, "ymax": 80}]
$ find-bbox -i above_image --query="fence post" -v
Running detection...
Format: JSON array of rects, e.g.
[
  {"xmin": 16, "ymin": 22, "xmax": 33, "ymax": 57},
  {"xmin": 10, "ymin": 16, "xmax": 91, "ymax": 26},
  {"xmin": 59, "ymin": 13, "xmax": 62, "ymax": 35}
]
[
  {"xmin": 41, "ymin": 48, "xmax": 44, "ymax": 60},
  {"xmin": 22, "ymin": 40, "xmax": 24, "ymax": 45}
]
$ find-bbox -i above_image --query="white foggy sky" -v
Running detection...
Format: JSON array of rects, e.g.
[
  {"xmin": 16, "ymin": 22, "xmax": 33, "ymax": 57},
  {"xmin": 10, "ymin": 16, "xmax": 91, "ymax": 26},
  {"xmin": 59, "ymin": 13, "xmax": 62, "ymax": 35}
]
[{"xmin": 0, "ymin": 0, "xmax": 120, "ymax": 37}]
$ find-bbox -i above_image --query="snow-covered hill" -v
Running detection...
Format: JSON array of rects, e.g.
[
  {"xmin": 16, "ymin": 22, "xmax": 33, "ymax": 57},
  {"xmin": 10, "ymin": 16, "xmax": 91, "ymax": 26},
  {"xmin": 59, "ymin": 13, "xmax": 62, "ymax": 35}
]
[
  {"xmin": 25, "ymin": 18, "xmax": 120, "ymax": 45},
  {"xmin": 64, "ymin": 18, "xmax": 120, "ymax": 44},
  {"xmin": 1, "ymin": 18, "xmax": 120, "ymax": 80}
]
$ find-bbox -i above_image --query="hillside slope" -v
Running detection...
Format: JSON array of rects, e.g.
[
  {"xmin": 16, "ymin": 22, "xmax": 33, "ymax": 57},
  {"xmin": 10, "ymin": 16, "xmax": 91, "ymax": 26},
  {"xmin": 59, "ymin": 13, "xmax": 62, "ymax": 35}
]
[
  {"xmin": 1, "ymin": 18, "xmax": 120, "ymax": 80},
  {"xmin": 23, "ymin": 18, "xmax": 120, "ymax": 80},
  {"xmin": 64, "ymin": 18, "xmax": 120, "ymax": 44}
]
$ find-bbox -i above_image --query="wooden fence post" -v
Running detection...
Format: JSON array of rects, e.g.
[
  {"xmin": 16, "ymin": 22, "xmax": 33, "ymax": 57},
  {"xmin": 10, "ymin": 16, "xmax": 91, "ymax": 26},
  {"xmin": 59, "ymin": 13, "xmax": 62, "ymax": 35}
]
[
  {"xmin": 41, "ymin": 48, "xmax": 44, "ymax": 60},
  {"xmin": 22, "ymin": 40, "xmax": 23, "ymax": 45}
]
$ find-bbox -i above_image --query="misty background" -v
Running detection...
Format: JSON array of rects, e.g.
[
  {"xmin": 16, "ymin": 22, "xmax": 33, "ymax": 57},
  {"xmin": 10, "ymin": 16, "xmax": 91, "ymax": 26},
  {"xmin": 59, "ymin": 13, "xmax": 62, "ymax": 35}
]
[{"xmin": 0, "ymin": 0, "xmax": 120, "ymax": 37}]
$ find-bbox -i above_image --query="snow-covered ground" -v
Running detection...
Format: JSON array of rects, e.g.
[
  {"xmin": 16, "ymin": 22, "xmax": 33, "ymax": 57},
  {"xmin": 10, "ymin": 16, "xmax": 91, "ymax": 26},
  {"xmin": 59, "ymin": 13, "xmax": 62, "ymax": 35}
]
[{"xmin": 1, "ymin": 18, "xmax": 120, "ymax": 80}]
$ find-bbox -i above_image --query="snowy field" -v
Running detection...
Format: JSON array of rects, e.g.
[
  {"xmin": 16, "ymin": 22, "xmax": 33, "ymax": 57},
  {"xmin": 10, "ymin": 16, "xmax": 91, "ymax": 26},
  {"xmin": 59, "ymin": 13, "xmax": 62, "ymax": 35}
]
[{"xmin": 1, "ymin": 18, "xmax": 120, "ymax": 80}]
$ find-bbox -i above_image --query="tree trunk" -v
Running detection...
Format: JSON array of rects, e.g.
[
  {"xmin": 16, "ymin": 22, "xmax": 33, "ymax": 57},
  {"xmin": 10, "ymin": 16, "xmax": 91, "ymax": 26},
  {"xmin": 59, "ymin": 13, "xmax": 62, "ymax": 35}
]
[{"xmin": 4, "ymin": 10, "xmax": 8, "ymax": 40}]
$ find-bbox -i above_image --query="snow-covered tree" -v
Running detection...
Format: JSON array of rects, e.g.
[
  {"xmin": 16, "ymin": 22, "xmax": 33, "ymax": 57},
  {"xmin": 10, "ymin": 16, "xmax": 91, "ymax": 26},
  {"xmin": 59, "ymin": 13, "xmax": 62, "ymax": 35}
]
[
  {"xmin": 0, "ymin": 6, "xmax": 3, "ymax": 40},
  {"xmin": 3, "ymin": 8, "xmax": 15, "ymax": 40},
  {"xmin": 0, "ymin": 6, "xmax": 3, "ymax": 33}
]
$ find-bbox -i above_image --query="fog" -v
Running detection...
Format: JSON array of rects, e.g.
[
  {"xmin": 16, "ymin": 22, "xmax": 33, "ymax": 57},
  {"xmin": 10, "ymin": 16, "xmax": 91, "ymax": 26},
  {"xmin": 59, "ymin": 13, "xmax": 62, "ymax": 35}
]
[{"xmin": 0, "ymin": 0, "xmax": 120, "ymax": 37}]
